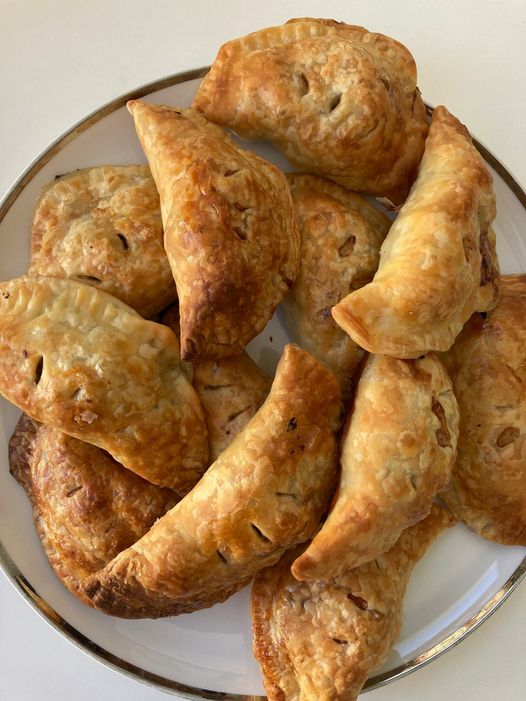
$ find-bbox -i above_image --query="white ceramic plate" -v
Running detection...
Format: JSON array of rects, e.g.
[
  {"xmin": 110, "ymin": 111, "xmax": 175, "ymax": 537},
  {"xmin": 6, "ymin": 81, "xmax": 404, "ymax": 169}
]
[{"xmin": 0, "ymin": 70, "xmax": 525, "ymax": 700}]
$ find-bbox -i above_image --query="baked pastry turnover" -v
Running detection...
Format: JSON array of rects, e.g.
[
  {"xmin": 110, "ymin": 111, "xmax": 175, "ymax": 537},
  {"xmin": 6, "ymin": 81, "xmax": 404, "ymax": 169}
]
[
  {"xmin": 82, "ymin": 345, "xmax": 342, "ymax": 618},
  {"xmin": 193, "ymin": 18, "xmax": 428, "ymax": 203},
  {"xmin": 9, "ymin": 415, "xmax": 177, "ymax": 603},
  {"xmin": 282, "ymin": 174, "xmax": 391, "ymax": 397},
  {"xmin": 127, "ymin": 100, "xmax": 300, "ymax": 359},
  {"xmin": 0, "ymin": 275, "xmax": 208, "ymax": 492},
  {"xmin": 441, "ymin": 275, "xmax": 526, "ymax": 545},
  {"xmin": 252, "ymin": 505, "xmax": 455, "ymax": 701},
  {"xmin": 30, "ymin": 166, "xmax": 176, "ymax": 318},
  {"xmin": 332, "ymin": 106, "xmax": 500, "ymax": 358},
  {"xmin": 292, "ymin": 353, "xmax": 458, "ymax": 580}
]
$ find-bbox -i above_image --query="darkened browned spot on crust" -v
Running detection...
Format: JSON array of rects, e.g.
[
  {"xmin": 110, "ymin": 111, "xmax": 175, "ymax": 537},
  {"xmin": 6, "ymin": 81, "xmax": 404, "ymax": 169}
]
[
  {"xmin": 479, "ymin": 229, "xmax": 498, "ymax": 286},
  {"xmin": 432, "ymin": 397, "xmax": 452, "ymax": 448}
]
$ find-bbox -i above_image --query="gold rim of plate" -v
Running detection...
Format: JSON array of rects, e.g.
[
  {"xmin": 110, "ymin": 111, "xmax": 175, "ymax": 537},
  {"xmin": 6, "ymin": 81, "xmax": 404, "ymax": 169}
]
[{"xmin": 0, "ymin": 68, "xmax": 525, "ymax": 700}]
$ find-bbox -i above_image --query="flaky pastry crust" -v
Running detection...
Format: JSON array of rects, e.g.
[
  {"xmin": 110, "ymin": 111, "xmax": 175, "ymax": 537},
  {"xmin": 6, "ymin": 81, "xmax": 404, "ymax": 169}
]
[
  {"xmin": 81, "ymin": 345, "xmax": 342, "ymax": 618},
  {"xmin": 282, "ymin": 174, "xmax": 390, "ymax": 398},
  {"xmin": 128, "ymin": 100, "xmax": 300, "ymax": 359},
  {"xmin": 252, "ymin": 505, "xmax": 455, "ymax": 701},
  {"xmin": 332, "ymin": 106, "xmax": 500, "ymax": 357},
  {"xmin": 193, "ymin": 18, "xmax": 428, "ymax": 203},
  {"xmin": 441, "ymin": 275, "xmax": 526, "ymax": 545},
  {"xmin": 9, "ymin": 415, "xmax": 177, "ymax": 603},
  {"xmin": 30, "ymin": 166, "xmax": 176, "ymax": 318},
  {"xmin": 0, "ymin": 275, "xmax": 208, "ymax": 492},
  {"xmin": 292, "ymin": 353, "xmax": 458, "ymax": 580}
]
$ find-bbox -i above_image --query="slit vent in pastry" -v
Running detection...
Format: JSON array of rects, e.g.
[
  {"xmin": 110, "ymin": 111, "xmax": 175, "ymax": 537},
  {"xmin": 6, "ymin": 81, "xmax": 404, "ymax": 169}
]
[
  {"xmin": 0, "ymin": 275, "xmax": 208, "ymax": 493},
  {"xmin": 251, "ymin": 505, "xmax": 455, "ymax": 701},
  {"xmin": 292, "ymin": 353, "xmax": 458, "ymax": 580},
  {"xmin": 81, "ymin": 344, "xmax": 342, "ymax": 618},
  {"xmin": 193, "ymin": 18, "xmax": 428, "ymax": 203},
  {"xmin": 127, "ymin": 100, "xmax": 300, "ymax": 359},
  {"xmin": 332, "ymin": 106, "xmax": 500, "ymax": 358}
]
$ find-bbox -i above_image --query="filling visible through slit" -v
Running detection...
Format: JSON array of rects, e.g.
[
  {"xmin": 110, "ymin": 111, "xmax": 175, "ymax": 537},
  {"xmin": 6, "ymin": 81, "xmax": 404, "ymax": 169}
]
[{"xmin": 34, "ymin": 356, "xmax": 44, "ymax": 385}]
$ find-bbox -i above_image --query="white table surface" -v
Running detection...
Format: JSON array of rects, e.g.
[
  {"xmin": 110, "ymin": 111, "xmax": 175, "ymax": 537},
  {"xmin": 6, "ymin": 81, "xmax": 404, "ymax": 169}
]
[{"xmin": 1, "ymin": 1, "xmax": 525, "ymax": 699}]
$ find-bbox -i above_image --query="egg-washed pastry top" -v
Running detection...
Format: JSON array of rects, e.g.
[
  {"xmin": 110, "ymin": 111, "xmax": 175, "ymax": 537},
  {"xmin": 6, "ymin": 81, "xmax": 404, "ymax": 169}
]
[
  {"xmin": 441, "ymin": 274, "xmax": 526, "ymax": 545},
  {"xmin": 193, "ymin": 18, "xmax": 428, "ymax": 203},
  {"xmin": 292, "ymin": 353, "xmax": 458, "ymax": 579},
  {"xmin": 252, "ymin": 505, "xmax": 455, "ymax": 701},
  {"xmin": 0, "ymin": 275, "xmax": 208, "ymax": 493},
  {"xmin": 128, "ymin": 100, "xmax": 300, "ymax": 360},
  {"xmin": 82, "ymin": 345, "xmax": 342, "ymax": 618},
  {"xmin": 282, "ymin": 173, "xmax": 390, "ymax": 398},
  {"xmin": 332, "ymin": 105, "xmax": 500, "ymax": 358},
  {"xmin": 30, "ymin": 165, "xmax": 176, "ymax": 318},
  {"xmin": 9, "ymin": 414, "xmax": 177, "ymax": 604}
]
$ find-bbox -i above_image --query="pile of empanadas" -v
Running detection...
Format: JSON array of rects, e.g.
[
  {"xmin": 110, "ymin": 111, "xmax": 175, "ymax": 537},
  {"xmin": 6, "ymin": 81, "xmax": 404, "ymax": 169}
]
[{"xmin": 1, "ymin": 17, "xmax": 525, "ymax": 701}]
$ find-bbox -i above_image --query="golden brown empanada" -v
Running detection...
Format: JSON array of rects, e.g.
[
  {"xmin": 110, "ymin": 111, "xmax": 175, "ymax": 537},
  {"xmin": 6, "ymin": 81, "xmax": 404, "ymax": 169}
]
[
  {"xmin": 193, "ymin": 18, "xmax": 428, "ymax": 203},
  {"xmin": 30, "ymin": 166, "xmax": 176, "ymax": 318},
  {"xmin": 292, "ymin": 353, "xmax": 458, "ymax": 580},
  {"xmin": 81, "ymin": 345, "xmax": 342, "ymax": 618},
  {"xmin": 252, "ymin": 505, "xmax": 455, "ymax": 701},
  {"xmin": 192, "ymin": 354, "xmax": 271, "ymax": 462},
  {"xmin": 332, "ymin": 106, "xmax": 500, "ymax": 358},
  {"xmin": 9, "ymin": 415, "xmax": 177, "ymax": 603},
  {"xmin": 282, "ymin": 174, "xmax": 391, "ymax": 397},
  {"xmin": 0, "ymin": 275, "xmax": 208, "ymax": 492},
  {"xmin": 127, "ymin": 100, "xmax": 300, "ymax": 359},
  {"xmin": 441, "ymin": 275, "xmax": 526, "ymax": 545},
  {"xmin": 160, "ymin": 302, "xmax": 272, "ymax": 461}
]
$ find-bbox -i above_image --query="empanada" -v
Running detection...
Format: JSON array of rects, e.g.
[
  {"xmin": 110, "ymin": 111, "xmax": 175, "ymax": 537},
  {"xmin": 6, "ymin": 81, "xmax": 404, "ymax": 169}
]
[
  {"xmin": 252, "ymin": 505, "xmax": 455, "ymax": 701},
  {"xmin": 127, "ymin": 100, "xmax": 300, "ymax": 359},
  {"xmin": 9, "ymin": 415, "xmax": 177, "ymax": 603},
  {"xmin": 282, "ymin": 174, "xmax": 390, "ymax": 397},
  {"xmin": 30, "ymin": 166, "xmax": 176, "ymax": 318},
  {"xmin": 332, "ymin": 106, "xmax": 500, "ymax": 358},
  {"xmin": 292, "ymin": 353, "xmax": 458, "ymax": 580},
  {"xmin": 82, "ymin": 345, "xmax": 342, "ymax": 618},
  {"xmin": 441, "ymin": 275, "xmax": 526, "ymax": 545},
  {"xmin": 0, "ymin": 275, "xmax": 208, "ymax": 492},
  {"xmin": 161, "ymin": 303, "xmax": 272, "ymax": 461},
  {"xmin": 193, "ymin": 18, "xmax": 428, "ymax": 203}
]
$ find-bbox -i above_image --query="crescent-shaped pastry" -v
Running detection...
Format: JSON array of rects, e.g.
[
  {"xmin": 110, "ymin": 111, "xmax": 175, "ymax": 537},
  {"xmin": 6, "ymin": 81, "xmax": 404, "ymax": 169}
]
[
  {"xmin": 81, "ymin": 344, "xmax": 342, "ymax": 618},
  {"xmin": 0, "ymin": 275, "xmax": 208, "ymax": 492},
  {"xmin": 160, "ymin": 302, "xmax": 272, "ymax": 461},
  {"xmin": 332, "ymin": 106, "xmax": 500, "ymax": 358},
  {"xmin": 251, "ymin": 505, "xmax": 455, "ymax": 701},
  {"xmin": 9, "ymin": 415, "xmax": 177, "ymax": 603},
  {"xmin": 127, "ymin": 100, "xmax": 300, "ymax": 359},
  {"xmin": 193, "ymin": 18, "xmax": 428, "ymax": 203},
  {"xmin": 441, "ymin": 275, "xmax": 526, "ymax": 545},
  {"xmin": 30, "ymin": 166, "xmax": 176, "ymax": 318},
  {"xmin": 292, "ymin": 353, "xmax": 458, "ymax": 580},
  {"xmin": 282, "ymin": 174, "xmax": 391, "ymax": 397}
]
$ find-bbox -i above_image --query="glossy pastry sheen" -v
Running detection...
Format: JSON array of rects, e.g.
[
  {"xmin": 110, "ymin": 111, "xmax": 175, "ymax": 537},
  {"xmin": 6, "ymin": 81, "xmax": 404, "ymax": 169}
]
[
  {"xmin": 82, "ymin": 345, "xmax": 342, "ymax": 618},
  {"xmin": 193, "ymin": 18, "xmax": 428, "ymax": 203},
  {"xmin": 332, "ymin": 106, "xmax": 500, "ymax": 358},
  {"xmin": 441, "ymin": 275, "xmax": 526, "ymax": 545},
  {"xmin": 252, "ymin": 505, "xmax": 455, "ymax": 701},
  {"xmin": 30, "ymin": 166, "xmax": 176, "ymax": 318},
  {"xmin": 127, "ymin": 100, "xmax": 300, "ymax": 359},
  {"xmin": 9, "ymin": 415, "xmax": 177, "ymax": 603},
  {"xmin": 292, "ymin": 353, "xmax": 458, "ymax": 580},
  {"xmin": 282, "ymin": 174, "xmax": 390, "ymax": 397},
  {"xmin": 0, "ymin": 275, "xmax": 208, "ymax": 492},
  {"xmin": 160, "ymin": 303, "xmax": 272, "ymax": 461}
]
